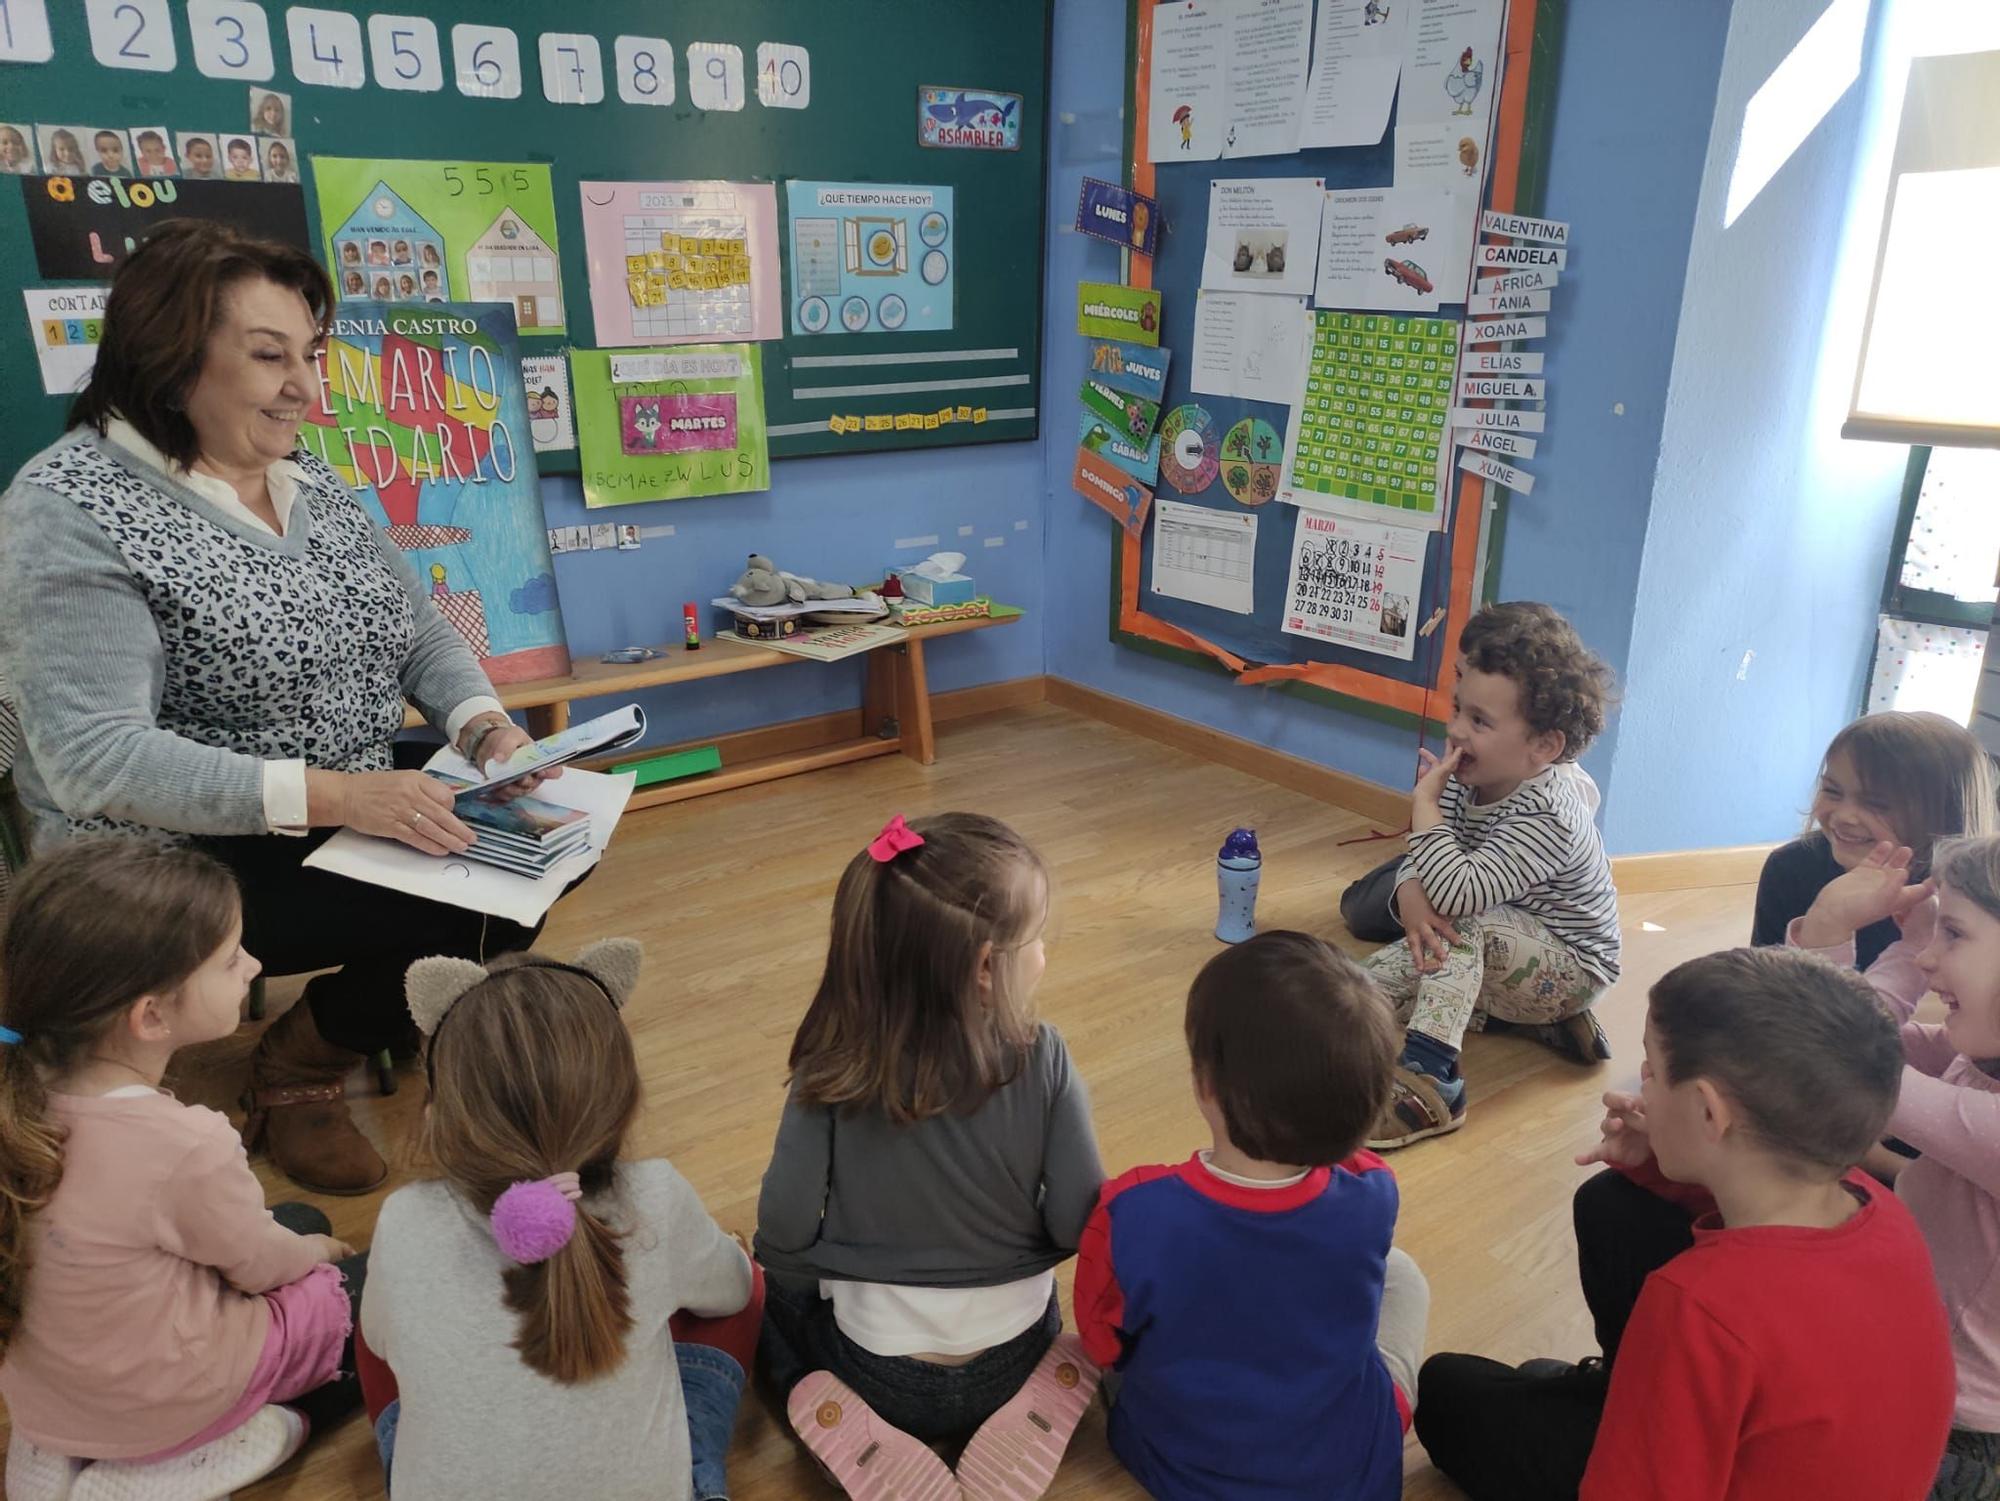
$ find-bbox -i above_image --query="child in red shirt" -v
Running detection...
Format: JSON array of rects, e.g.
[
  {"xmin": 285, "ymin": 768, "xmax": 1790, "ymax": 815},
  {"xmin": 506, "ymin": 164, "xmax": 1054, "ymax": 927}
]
[{"xmin": 1414, "ymin": 946, "xmax": 1955, "ymax": 1500}]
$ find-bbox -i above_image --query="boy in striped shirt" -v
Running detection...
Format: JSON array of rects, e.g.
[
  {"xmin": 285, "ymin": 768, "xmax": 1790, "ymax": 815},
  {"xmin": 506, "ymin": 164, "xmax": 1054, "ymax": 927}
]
[{"xmin": 1365, "ymin": 602, "xmax": 1620, "ymax": 1149}]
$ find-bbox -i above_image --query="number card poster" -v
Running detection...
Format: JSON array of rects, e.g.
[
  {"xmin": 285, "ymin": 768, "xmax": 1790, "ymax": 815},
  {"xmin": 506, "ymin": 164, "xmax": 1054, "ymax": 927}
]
[
  {"xmin": 313, "ymin": 159, "xmax": 565, "ymax": 334},
  {"xmin": 1280, "ymin": 311, "xmax": 1459, "ymax": 531},
  {"xmin": 1280, "ymin": 508, "xmax": 1425, "ymax": 660},
  {"xmin": 297, "ymin": 301, "xmax": 571, "ymax": 684}
]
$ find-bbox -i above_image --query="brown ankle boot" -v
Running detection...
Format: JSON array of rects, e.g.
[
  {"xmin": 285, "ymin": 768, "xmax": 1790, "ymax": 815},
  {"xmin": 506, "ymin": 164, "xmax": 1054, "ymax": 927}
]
[{"xmin": 243, "ymin": 1003, "xmax": 388, "ymax": 1195}]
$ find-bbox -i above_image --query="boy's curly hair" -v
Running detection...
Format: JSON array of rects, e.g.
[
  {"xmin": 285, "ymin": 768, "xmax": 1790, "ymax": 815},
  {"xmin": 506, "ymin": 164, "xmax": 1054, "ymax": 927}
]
[{"xmin": 1457, "ymin": 601, "xmax": 1615, "ymax": 760}]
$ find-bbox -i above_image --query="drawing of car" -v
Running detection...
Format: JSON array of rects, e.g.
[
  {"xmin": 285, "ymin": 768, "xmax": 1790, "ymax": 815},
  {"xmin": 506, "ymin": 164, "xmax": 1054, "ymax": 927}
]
[
  {"xmin": 1386, "ymin": 223, "xmax": 1429, "ymax": 245},
  {"xmin": 1384, "ymin": 258, "xmax": 1433, "ymax": 294}
]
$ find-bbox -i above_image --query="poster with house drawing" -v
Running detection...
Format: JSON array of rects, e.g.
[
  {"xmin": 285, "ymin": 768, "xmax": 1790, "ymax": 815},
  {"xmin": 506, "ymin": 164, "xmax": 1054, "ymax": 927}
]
[{"xmin": 313, "ymin": 158, "xmax": 566, "ymax": 336}]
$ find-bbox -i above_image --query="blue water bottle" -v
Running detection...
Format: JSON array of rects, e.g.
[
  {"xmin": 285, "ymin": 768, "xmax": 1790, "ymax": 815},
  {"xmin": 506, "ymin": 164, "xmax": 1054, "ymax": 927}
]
[{"xmin": 1215, "ymin": 827, "xmax": 1262, "ymax": 943}]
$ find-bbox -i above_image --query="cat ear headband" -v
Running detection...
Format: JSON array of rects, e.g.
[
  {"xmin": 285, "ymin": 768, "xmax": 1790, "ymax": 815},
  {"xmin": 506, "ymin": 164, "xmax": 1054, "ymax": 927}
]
[
  {"xmin": 405, "ymin": 937, "xmax": 642, "ymax": 1038},
  {"xmin": 405, "ymin": 939, "xmax": 642, "ymax": 1266}
]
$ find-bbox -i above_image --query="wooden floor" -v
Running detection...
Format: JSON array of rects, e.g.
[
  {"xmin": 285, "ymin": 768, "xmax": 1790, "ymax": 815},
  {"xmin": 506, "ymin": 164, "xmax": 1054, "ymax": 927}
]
[{"xmin": 3, "ymin": 702, "xmax": 1756, "ymax": 1499}]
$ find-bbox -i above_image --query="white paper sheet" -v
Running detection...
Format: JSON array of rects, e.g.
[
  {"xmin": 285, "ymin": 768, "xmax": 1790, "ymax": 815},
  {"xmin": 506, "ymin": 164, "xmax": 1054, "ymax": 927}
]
[
  {"xmin": 304, "ymin": 762, "xmax": 637, "ymax": 926},
  {"xmin": 1222, "ymin": 0, "xmax": 1312, "ymax": 158},
  {"xmin": 1313, "ymin": 186, "xmax": 1474, "ymax": 311},
  {"xmin": 1459, "ymin": 446, "xmax": 1536, "ymax": 494},
  {"xmin": 1151, "ymin": 499, "xmax": 1258, "ymax": 614},
  {"xmin": 1400, "ymin": 0, "xmax": 1504, "ymax": 131},
  {"xmin": 1281, "ymin": 507, "xmax": 1426, "ymax": 659},
  {"xmin": 1191, "ymin": 291, "xmax": 1312, "ymax": 404},
  {"xmin": 1149, "ymin": 1, "xmax": 1229, "ymax": 161},
  {"xmin": 24, "ymin": 287, "xmax": 109, "ymax": 396},
  {"xmin": 1299, "ymin": 0, "xmax": 1408, "ymax": 149},
  {"xmin": 1200, "ymin": 177, "xmax": 1324, "ymax": 298},
  {"xmin": 1394, "ymin": 120, "xmax": 1489, "ymax": 192}
]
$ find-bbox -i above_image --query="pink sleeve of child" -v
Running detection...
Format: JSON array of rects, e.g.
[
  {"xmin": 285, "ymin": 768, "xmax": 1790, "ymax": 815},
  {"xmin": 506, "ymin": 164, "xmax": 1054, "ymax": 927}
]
[
  {"xmin": 153, "ymin": 1111, "xmax": 321, "ymax": 1294},
  {"xmin": 1902, "ymin": 1022, "xmax": 1959, "ymax": 1080},
  {"xmin": 1890, "ymin": 1065, "xmax": 2000, "ymax": 1200},
  {"xmin": 1785, "ymin": 923, "xmax": 1925, "ymax": 1024}
]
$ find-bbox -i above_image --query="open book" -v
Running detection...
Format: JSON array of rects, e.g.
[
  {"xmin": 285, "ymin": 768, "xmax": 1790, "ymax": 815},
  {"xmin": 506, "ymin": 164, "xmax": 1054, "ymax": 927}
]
[{"xmin": 445, "ymin": 705, "xmax": 646, "ymax": 797}]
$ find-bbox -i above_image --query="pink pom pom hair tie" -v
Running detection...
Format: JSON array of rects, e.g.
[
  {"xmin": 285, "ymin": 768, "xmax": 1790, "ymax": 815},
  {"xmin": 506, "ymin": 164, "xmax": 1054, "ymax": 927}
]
[
  {"xmin": 490, "ymin": 1172, "xmax": 584, "ymax": 1264},
  {"xmin": 868, "ymin": 815, "xmax": 925, "ymax": 863}
]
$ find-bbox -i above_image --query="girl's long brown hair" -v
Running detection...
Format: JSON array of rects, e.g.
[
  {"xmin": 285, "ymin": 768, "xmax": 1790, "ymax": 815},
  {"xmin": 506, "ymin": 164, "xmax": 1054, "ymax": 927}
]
[
  {"xmin": 423, "ymin": 956, "xmax": 642, "ymax": 1384},
  {"xmin": 1820, "ymin": 712, "xmax": 1999, "ymax": 877},
  {"xmin": 789, "ymin": 812, "xmax": 1048, "ymax": 1125},
  {"xmin": 0, "ymin": 839, "xmax": 240, "ymax": 1357}
]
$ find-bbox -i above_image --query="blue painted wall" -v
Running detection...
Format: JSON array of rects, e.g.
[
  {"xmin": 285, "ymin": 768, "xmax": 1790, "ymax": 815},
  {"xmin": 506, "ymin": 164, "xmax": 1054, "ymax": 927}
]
[
  {"xmin": 1039, "ymin": 0, "xmax": 1735, "ymax": 840},
  {"xmin": 1603, "ymin": 0, "xmax": 1971, "ymax": 853},
  {"xmin": 534, "ymin": 432, "xmax": 1045, "ymax": 745}
]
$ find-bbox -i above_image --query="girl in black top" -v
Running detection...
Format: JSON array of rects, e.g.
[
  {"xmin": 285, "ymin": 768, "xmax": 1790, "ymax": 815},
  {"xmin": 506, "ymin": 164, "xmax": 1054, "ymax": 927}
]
[{"xmin": 1753, "ymin": 711, "xmax": 1998, "ymax": 967}]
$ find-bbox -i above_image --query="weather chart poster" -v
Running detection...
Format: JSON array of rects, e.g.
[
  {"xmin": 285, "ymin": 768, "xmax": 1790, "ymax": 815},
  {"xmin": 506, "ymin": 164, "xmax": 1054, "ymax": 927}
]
[{"xmin": 298, "ymin": 302, "xmax": 570, "ymax": 684}]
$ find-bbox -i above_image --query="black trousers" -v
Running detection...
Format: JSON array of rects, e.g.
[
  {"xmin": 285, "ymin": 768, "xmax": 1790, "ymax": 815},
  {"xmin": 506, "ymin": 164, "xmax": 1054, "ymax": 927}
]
[
  {"xmin": 198, "ymin": 742, "xmax": 574, "ymax": 1055},
  {"xmin": 757, "ymin": 1272, "xmax": 1059, "ymax": 1449},
  {"xmin": 1414, "ymin": 1171, "xmax": 1695, "ymax": 1501},
  {"xmin": 267, "ymin": 1202, "xmax": 368, "ymax": 1435},
  {"xmin": 1340, "ymin": 851, "xmax": 1407, "ymax": 942}
]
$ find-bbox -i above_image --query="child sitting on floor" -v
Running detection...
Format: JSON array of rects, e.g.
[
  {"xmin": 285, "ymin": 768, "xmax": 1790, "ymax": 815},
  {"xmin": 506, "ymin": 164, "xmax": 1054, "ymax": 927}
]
[
  {"xmin": 0, "ymin": 839, "xmax": 364, "ymax": 1501},
  {"xmin": 1751, "ymin": 711, "xmax": 1996, "ymax": 968},
  {"xmin": 357, "ymin": 941, "xmax": 763, "ymax": 1501},
  {"xmin": 1780, "ymin": 833, "xmax": 2000, "ymax": 1498},
  {"xmin": 754, "ymin": 813, "xmax": 1105, "ymax": 1501},
  {"xmin": 1363, "ymin": 601, "xmax": 1621, "ymax": 1149},
  {"xmin": 1074, "ymin": 931, "xmax": 1425, "ymax": 1501},
  {"xmin": 1415, "ymin": 946, "xmax": 1956, "ymax": 1501}
]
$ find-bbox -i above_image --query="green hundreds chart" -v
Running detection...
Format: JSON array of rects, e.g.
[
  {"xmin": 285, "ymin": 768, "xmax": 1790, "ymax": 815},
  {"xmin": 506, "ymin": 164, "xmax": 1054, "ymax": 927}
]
[{"xmin": 1289, "ymin": 312, "xmax": 1459, "ymax": 521}]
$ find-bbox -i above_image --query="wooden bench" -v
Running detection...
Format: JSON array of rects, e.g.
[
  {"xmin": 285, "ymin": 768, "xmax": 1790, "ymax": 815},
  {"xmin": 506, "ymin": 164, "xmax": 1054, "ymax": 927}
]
[{"xmin": 414, "ymin": 607, "xmax": 1021, "ymax": 812}]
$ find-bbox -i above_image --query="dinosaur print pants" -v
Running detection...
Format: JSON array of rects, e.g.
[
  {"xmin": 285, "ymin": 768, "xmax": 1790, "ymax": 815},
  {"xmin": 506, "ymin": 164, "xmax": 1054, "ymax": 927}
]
[{"xmin": 1365, "ymin": 905, "xmax": 1604, "ymax": 1053}]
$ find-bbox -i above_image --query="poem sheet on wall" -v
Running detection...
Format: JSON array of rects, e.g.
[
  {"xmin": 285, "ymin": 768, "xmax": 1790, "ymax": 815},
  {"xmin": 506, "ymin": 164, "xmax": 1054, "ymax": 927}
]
[
  {"xmin": 1200, "ymin": 178, "xmax": 1325, "ymax": 299},
  {"xmin": 1191, "ymin": 290, "xmax": 1311, "ymax": 404},
  {"xmin": 1148, "ymin": 2, "xmax": 1229, "ymax": 161},
  {"xmin": 1221, "ymin": 0, "xmax": 1312, "ymax": 158},
  {"xmin": 1300, "ymin": 0, "xmax": 1409, "ymax": 149}
]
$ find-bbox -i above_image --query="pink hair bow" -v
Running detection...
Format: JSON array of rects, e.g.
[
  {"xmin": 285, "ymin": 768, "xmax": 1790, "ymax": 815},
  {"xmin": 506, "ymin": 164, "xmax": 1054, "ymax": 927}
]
[{"xmin": 868, "ymin": 815, "xmax": 926, "ymax": 863}]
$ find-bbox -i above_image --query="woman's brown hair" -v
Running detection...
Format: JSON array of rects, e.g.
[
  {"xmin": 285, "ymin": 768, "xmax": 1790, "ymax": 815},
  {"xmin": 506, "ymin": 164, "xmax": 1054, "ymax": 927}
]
[
  {"xmin": 1819, "ymin": 711, "xmax": 1999, "ymax": 877},
  {"xmin": 423, "ymin": 956, "xmax": 642, "ymax": 1384},
  {"xmin": 789, "ymin": 812, "xmax": 1048, "ymax": 1125},
  {"xmin": 0, "ymin": 838, "xmax": 240, "ymax": 1356},
  {"xmin": 69, "ymin": 218, "xmax": 333, "ymax": 468}
]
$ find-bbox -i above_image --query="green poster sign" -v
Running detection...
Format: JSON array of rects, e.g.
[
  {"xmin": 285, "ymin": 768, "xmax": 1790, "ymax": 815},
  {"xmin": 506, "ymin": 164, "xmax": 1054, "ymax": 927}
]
[
  {"xmin": 1076, "ymin": 281, "xmax": 1162, "ymax": 345},
  {"xmin": 571, "ymin": 344, "xmax": 770, "ymax": 508},
  {"xmin": 312, "ymin": 157, "xmax": 566, "ymax": 336}
]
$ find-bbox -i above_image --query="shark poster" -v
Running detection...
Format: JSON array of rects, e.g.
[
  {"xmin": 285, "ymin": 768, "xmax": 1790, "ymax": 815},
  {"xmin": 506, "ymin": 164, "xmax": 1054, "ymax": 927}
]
[
  {"xmin": 917, "ymin": 87, "xmax": 1023, "ymax": 150},
  {"xmin": 297, "ymin": 301, "xmax": 570, "ymax": 684}
]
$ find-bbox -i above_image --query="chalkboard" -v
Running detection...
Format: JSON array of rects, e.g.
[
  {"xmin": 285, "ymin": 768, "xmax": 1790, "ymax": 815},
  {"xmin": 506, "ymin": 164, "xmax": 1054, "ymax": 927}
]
[
  {"xmin": 1112, "ymin": 0, "xmax": 1564, "ymax": 734},
  {"xmin": 0, "ymin": 0, "xmax": 1051, "ymax": 482}
]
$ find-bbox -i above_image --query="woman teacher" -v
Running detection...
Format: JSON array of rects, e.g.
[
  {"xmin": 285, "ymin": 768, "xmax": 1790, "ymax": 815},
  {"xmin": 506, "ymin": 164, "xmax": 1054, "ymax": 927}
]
[{"xmin": 0, "ymin": 221, "xmax": 566, "ymax": 1194}]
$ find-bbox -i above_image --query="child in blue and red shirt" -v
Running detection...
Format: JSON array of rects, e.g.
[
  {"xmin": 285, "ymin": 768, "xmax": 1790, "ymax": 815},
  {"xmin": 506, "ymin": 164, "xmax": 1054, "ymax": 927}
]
[{"xmin": 1074, "ymin": 931, "xmax": 1426, "ymax": 1501}]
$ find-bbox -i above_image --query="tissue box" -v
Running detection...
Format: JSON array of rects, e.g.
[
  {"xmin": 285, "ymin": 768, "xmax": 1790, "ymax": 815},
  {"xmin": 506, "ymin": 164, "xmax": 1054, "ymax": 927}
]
[{"xmin": 896, "ymin": 569, "xmax": 975, "ymax": 606}]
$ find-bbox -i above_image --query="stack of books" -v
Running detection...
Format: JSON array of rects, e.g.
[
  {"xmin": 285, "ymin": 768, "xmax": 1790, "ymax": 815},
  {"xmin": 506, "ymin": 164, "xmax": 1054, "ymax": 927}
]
[{"xmin": 436, "ymin": 778, "xmax": 592, "ymax": 877}]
